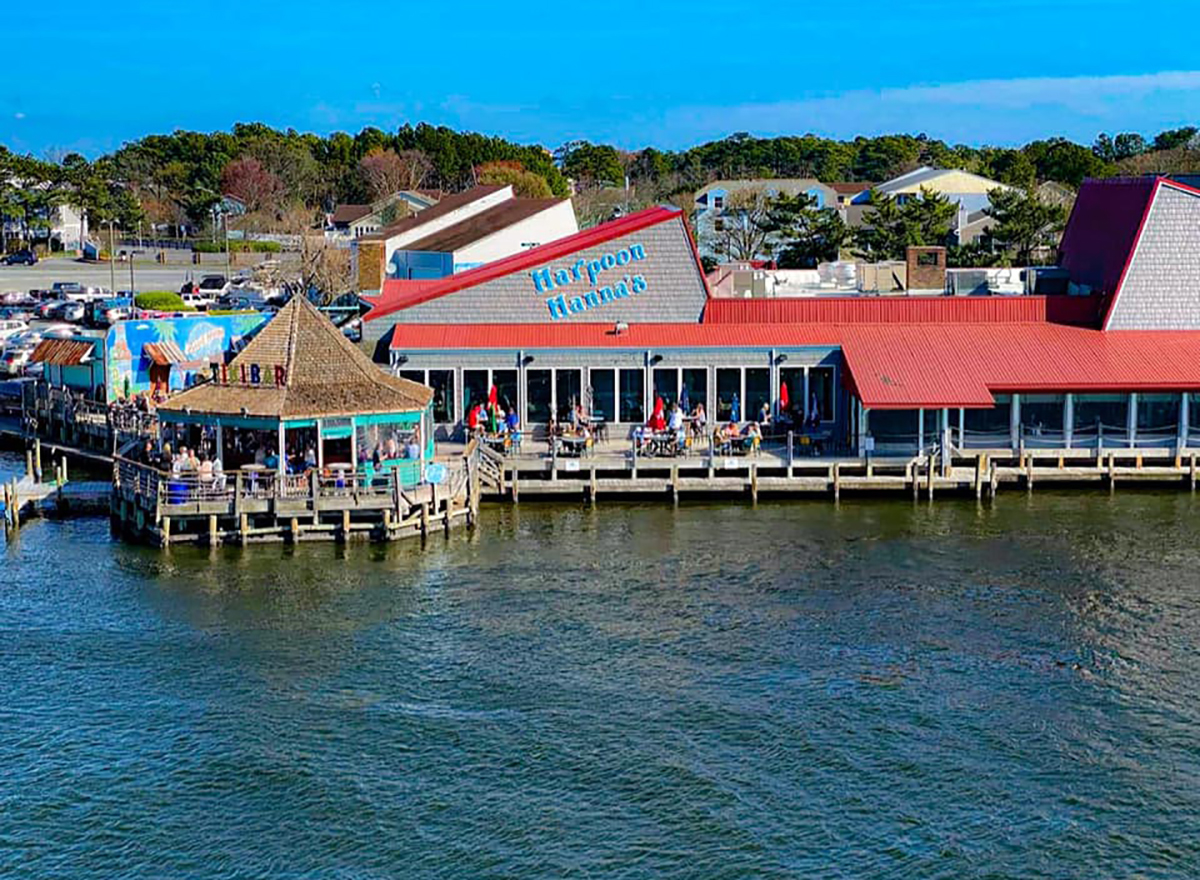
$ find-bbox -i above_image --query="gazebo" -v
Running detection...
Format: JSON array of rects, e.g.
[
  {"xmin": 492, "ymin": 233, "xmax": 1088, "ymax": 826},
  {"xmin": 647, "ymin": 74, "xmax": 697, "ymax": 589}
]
[{"xmin": 157, "ymin": 296, "xmax": 434, "ymax": 484}]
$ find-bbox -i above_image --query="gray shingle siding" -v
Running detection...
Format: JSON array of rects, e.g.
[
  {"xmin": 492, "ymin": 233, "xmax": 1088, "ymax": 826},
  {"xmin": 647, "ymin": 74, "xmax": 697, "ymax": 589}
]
[
  {"xmin": 365, "ymin": 218, "xmax": 707, "ymax": 341},
  {"xmin": 1107, "ymin": 185, "xmax": 1200, "ymax": 330}
]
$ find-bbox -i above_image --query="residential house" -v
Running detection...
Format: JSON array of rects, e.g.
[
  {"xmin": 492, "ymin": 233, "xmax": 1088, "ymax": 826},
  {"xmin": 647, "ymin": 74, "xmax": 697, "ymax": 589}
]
[
  {"xmin": 353, "ymin": 184, "xmax": 578, "ymax": 293},
  {"xmin": 827, "ymin": 182, "xmax": 874, "ymax": 207},
  {"xmin": 693, "ymin": 179, "xmax": 837, "ymax": 259},
  {"xmin": 327, "ymin": 190, "xmax": 441, "ymax": 241}
]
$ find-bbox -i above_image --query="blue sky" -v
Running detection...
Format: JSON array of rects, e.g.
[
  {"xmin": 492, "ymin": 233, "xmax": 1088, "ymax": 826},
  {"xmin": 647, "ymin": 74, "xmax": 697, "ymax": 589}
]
[{"xmin": 4, "ymin": 0, "xmax": 1199, "ymax": 157}]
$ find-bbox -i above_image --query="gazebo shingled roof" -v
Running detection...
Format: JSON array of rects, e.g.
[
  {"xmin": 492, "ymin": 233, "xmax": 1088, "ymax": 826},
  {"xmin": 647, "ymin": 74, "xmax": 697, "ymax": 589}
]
[{"xmin": 159, "ymin": 297, "xmax": 432, "ymax": 419}]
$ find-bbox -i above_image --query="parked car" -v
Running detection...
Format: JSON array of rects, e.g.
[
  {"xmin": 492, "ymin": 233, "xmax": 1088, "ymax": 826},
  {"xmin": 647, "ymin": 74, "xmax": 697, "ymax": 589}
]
[
  {"xmin": 50, "ymin": 281, "xmax": 84, "ymax": 298},
  {"xmin": 0, "ymin": 319, "xmax": 28, "ymax": 342},
  {"xmin": 85, "ymin": 297, "xmax": 134, "ymax": 327},
  {"xmin": 3, "ymin": 249, "xmax": 37, "ymax": 266},
  {"xmin": 181, "ymin": 291, "xmax": 215, "ymax": 311},
  {"xmin": 0, "ymin": 291, "xmax": 34, "ymax": 305},
  {"xmin": 35, "ymin": 300, "xmax": 61, "ymax": 319},
  {"xmin": 38, "ymin": 323, "xmax": 77, "ymax": 339},
  {"xmin": 52, "ymin": 301, "xmax": 86, "ymax": 322},
  {"xmin": 1, "ymin": 345, "xmax": 33, "ymax": 376}
]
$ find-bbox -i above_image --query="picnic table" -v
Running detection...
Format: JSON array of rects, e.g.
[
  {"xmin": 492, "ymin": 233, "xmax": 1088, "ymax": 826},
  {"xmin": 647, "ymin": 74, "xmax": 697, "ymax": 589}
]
[{"xmin": 641, "ymin": 431, "xmax": 684, "ymax": 458}]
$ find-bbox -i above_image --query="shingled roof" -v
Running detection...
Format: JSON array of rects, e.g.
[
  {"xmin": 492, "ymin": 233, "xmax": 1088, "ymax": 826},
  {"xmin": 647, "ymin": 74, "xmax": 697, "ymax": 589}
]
[{"xmin": 159, "ymin": 297, "xmax": 432, "ymax": 420}]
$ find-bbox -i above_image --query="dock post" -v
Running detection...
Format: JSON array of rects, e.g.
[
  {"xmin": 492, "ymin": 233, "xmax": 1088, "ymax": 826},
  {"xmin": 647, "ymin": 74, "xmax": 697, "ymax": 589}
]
[
  {"xmin": 927, "ymin": 457, "xmax": 935, "ymax": 500},
  {"xmin": 161, "ymin": 515, "xmax": 171, "ymax": 545},
  {"xmin": 420, "ymin": 501, "xmax": 429, "ymax": 539},
  {"xmin": 707, "ymin": 445, "xmax": 714, "ymax": 480},
  {"xmin": 1108, "ymin": 453, "xmax": 1116, "ymax": 493},
  {"xmin": 551, "ymin": 440, "xmax": 558, "ymax": 481},
  {"xmin": 439, "ymin": 484, "xmax": 450, "ymax": 537},
  {"xmin": 590, "ymin": 464, "xmax": 598, "ymax": 506},
  {"xmin": 25, "ymin": 449, "xmax": 33, "ymax": 481},
  {"xmin": 1026, "ymin": 455, "xmax": 1034, "ymax": 493},
  {"xmin": 832, "ymin": 462, "xmax": 840, "ymax": 501},
  {"xmin": 239, "ymin": 513, "xmax": 249, "ymax": 543},
  {"xmin": 341, "ymin": 509, "xmax": 351, "ymax": 540},
  {"xmin": 787, "ymin": 431, "xmax": 794, "ymax": 479},
  {"xmin": 12, "ymin": 479, "xmax": 20, "ymax": 530},
  {"xmin": 629, "ymin": 439, "xmax": 636, "ymax": 480},
  {"xmin": 1191, "ymin": 453, "xmax": 1197, "ymax": 492},
  {"xmin": 208, "ymin": 514, "xmax": 218, "ymax": 547},
  {"xmin": 61, "ymin": 457, "xmax": 68, "ymax": 485},
  {"xmin": 291, "ymin": 517, "xmax": 300, "ymax": 543},
  {"xmin": 512, "ymin": 465, "xmax": 519, "ymax": 503},
  {"xmin": 910, "ymin": 458, "xmax": 918, "ymax": 499},
  {"xmin": 34, "ymin": 440, "xmax": 42, "ymax": 483},
  {"xmin": 310, "ymin": 470, "xmax": 320, "ymax": 525},
  {"xmin": 975, "ymin": 454, "xmax": 983, "ymax": 499}
]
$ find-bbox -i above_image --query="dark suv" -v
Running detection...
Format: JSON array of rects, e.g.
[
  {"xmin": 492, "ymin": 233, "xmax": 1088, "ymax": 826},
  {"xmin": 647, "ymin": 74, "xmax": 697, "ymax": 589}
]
[{"xmin": 3, "ymin": 249, "xmax": 38, "ymax": 266}]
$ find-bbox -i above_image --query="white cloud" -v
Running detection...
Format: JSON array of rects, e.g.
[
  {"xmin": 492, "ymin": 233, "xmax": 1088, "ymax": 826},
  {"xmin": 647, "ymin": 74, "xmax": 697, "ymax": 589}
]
[{"xmin": 661, "ymin": 71, "xmax": 1200, "ymax": 146}]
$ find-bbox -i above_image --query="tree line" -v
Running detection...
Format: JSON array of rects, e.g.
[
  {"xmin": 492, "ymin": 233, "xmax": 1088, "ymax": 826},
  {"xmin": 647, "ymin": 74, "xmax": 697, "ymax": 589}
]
[{"xmin": 1, "ymin": 122, "xmax": 1197, "ymax": 250}]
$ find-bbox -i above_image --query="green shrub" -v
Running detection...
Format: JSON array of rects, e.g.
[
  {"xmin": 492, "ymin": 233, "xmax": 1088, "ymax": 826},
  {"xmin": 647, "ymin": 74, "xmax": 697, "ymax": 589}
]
[
  {"xmin": 135, "ymin": 291, "xmax": 194, "ymax": 311},
  {"xmin": 192, "ymin": 240, "xmax": 283, "ymax": 254}
]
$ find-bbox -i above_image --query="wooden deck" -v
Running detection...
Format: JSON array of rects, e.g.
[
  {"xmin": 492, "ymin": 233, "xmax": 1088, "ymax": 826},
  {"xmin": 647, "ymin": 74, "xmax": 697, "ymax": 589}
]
[
  {"xmin": 111, "ymin": 449, "xmax": 481, "ymax": 548},
  {"xmin": 463, "ymin": 441, "xmax": 1200, "ymax": 502}
]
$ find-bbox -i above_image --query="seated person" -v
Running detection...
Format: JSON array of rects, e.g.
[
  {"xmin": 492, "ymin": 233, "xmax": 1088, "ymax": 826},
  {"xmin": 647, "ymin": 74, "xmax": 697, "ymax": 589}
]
[
  {"xmin": 758, "ymin": 402, "xmax": 772, "ymax": 426},
  {"xmin": 404, "ymin": 438, "xmax": 420, "ymax": 459},
  {"xmin": 505, "ymin": 409, "xmax": 520, "ymax": 434},
  {"xmin": 668, "ymin": 405, "xmax": 685, "ymax": 444}
]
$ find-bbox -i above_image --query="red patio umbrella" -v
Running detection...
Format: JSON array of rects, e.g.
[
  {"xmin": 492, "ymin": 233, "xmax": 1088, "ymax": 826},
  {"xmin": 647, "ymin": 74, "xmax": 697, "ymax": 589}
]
[
  {"xmin": 488, "ymin": 384, "xmax": 499, "ymax": 407},
  {"xmin": 779, "ymin": 381, "xmax": 790, "ymax": 411}
]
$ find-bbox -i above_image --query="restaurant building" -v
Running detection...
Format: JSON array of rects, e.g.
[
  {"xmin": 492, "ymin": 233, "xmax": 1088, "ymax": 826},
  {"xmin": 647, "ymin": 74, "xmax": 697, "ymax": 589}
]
[{"xmin": 362, "ymin": 178, "xmax": 1200, "ymax": 454}]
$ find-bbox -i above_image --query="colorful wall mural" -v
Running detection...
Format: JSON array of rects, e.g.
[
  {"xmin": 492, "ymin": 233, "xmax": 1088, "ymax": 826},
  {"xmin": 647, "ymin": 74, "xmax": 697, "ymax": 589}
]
[{"xmin": 105, "ymin": 313, "xmax": 269, "ymax": 398}]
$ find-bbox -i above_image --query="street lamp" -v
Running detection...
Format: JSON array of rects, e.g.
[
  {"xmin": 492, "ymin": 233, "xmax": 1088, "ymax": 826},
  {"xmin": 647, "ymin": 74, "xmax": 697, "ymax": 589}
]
[{"xmin": 103, "ymin": 220, "xmax": 116, "ymax": 295}]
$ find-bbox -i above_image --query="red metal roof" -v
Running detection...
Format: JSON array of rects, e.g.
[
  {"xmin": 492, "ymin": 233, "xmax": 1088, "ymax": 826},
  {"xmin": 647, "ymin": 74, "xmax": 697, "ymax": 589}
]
[
  {"xmin": 389, "ymin": 320, "xmax": 1200, "ymax": 409},
  {"xmin": 390, "ymin": 321, "xmax": 845, "ymax": 350},
  {"xmin": 365, "ymin": 207, "xmax": 696, "ymax": 321},
  {"xmin": 703, "ymin": 295, "xmax": 1103, "ymax": 326},
  {"xmin": 1059, "ymin": 177, "xmax": 1159, "ymax": 301},
  {"xmin": 843, "ymin": 323, "xmax": 1200, "ymax": 408}
]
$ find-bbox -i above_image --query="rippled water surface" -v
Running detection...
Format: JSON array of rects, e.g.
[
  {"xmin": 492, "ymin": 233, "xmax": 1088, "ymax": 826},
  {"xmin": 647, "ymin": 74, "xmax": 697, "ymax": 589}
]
[{"xmin": 2, "ymin": 452, "xmax": 1200, "ymax": 878}]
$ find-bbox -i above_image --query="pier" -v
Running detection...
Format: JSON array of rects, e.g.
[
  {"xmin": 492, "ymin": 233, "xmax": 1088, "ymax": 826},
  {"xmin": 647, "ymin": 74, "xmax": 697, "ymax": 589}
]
[
  {"xmin": 467, "ymin": 435, "xmax": 1200, "ymax": 502},
  {"xmin": 109, "ymin": 443, "xmax": 481, "ymax": 547}
]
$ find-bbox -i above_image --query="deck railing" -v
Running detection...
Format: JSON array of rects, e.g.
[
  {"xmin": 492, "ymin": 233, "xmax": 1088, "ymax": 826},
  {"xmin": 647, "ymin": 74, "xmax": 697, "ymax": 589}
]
[{"xmin": 114, "ymin": 454, "xmax": 461, "ymax": 512}]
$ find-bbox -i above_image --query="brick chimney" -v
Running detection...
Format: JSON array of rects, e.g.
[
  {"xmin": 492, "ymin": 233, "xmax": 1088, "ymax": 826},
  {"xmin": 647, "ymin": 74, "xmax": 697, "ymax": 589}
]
[{"xmin": 905, "ymin": 245, "xmax": 947, "ymax": 292}]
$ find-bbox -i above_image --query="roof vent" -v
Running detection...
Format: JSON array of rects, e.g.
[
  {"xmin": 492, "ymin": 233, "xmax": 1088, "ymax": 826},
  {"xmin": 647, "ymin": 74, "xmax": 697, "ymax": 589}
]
[{"xmin": 614, "ymin": 321, "xmax": 629, "ymax": 335}]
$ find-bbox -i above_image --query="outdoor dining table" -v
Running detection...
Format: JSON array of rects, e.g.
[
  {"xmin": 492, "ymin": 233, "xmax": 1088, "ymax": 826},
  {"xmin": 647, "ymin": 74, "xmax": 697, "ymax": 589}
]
[{"xmin": 555, "ymin": 434, "xmax": 590, "ymax": 457}]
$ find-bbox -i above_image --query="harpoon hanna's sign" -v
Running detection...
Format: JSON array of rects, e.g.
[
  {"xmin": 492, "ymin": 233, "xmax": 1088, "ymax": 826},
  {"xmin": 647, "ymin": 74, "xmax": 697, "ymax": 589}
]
[
  {"xmin": 530, "ymin": 243, "xmax": 648, "ymax": 320},
  {"xmin": 209, "ymin": 361, "xmax": 288, "ymax": 386}
]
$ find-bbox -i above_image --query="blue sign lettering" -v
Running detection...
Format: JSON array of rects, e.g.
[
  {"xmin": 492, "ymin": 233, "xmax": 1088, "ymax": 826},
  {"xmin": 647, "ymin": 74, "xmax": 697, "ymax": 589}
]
[{"xmin": 532, "ymin": 243, "xmax": 649, "ymax": 320}]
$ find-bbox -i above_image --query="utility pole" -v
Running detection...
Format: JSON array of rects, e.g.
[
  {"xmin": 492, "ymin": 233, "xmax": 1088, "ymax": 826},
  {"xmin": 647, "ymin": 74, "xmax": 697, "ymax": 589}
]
[
  {"xmin": 107, "ymin": 221, "xmax": 116, "ymax": 294},
  {"xmin": 224, "ymin": 211, "xmax": 231, "ymax": 280}
]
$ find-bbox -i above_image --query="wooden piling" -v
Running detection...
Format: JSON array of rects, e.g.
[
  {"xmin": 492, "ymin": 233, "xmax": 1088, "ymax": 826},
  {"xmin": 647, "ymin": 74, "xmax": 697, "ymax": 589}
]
[
  {"xmin": 25, "ymin": 449, "xmax": 34, "ymax": 481},
  {"xmin": 291, "ymin": 517, "xmax": 300, "ymax": 542},
  {"xmin": 590, "ymin": 465, "xmax": 597, "ymax": 506},
  {"xmin": 161, "ymin": 515, "xmax": 171, "ymax": 544},
  {"xmin": 208, "ymin": 514, "xmax": 219, "ymax": 547},
  {"xmin": 750, "ymin": 462, "xmax": 758, "ymax": 503},
  {"xmin": 832, "ymin": 462, "xmax": 840, "ymax": 501},
  {"xmin": 1108, "ymin": 453, "xmax": 1116, "ymax": 492},
  {"xmin": 1191, "ymin": 453, "xmax": 1197, "ymax": 492},
  {"xmin": 239, "ymin": 513, "xmax": 249, "ymax": 543}
]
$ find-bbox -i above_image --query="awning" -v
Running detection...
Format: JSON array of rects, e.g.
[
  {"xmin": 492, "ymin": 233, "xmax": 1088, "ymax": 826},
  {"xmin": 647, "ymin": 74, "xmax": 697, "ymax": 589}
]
[
  {"xmin": 143, "ymin": 340, "xmax": 187, "ymax": 365},
  {"xmin": 30, "ymin": 339, "xmax": 94, "ymax": 365}
]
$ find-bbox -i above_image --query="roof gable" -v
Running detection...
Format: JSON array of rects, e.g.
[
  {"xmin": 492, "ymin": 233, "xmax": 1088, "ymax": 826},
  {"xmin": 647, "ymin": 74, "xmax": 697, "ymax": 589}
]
[
  {"xmin": 361, "ymin": 185, "xmax": 508, "ymax": 242},
  {"xmin": 366, "ymin": 206, "xmax": 696, "ymax": 322},
  {"xmin": 1059, "ymin": 177, "xmax": 1160, "ymax": 301},
  {"xmin": 161, "ymin": 297, "xmax": 431, "ymax": 418}
]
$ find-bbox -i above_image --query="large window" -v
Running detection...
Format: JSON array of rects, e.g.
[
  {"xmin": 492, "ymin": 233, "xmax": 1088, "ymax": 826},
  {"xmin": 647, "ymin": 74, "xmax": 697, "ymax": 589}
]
[
  {"xmin": 810, "ymin": 367, "xmax": 835, "ymax": 422},
  {"xmin": 869, "ymin": 409, "xmax": 918, "ymax": 445},
  {"xmin": 922, "ymin": 409, "xmax": 943, "ymax": 448},
  {"xmin": 1022, "ymin": 394, "xmax": 1064, "ymax": 434},
  {"xmin": 493, "ymin": 369, "xmax": 518, "ymax": 414},
  {"xmin": 716, "ymin": 368, "xmax": 741, "ymax": 421},
  {"xmin": 681, "ymin": 368, "xmax": 707, "ymax": 415},
  {"xmin": 526, "ymin": 369, "xmax": 552, "ymax": 425},
  {"xmin": 964, "ymin": 395, "xmax": 1011, "ymax": 436},
  {"xmin": 619, "ymin": 368, "xmax": 645, "ymax": 423},
  {"xmin": 779, "ymin": 367, "xmax": 805, "ymax": 422},
  {"xmin": 428, "ymin": 370, "xmax": 454, "ymax": 423},
  {"xmin": 1137, "ymin": 393, "xmax": 1179, "ymax": 430},
  {"xmin": 399, "ymin": 370, "xmax": 424, "ymax": 384},
  {"xmin": 744, "ymin": 368, "xmax": 770, "ymax": 422},
  {"xmin": 1074, "ymin": 394, "xmax": 1127, "ymax": 434},
  {"xmin": 653, "ymin": 368, "xmax": 678, "ymax": 407},
  {"xmin": 590, "ymin": 370, "xmax": 615, "ymax": 422},
  {"xmin": 555, "ymin": 369, "xmax": 582, "ymax": 421},
  {"xmin": 463, "ymin": 370, "xmax": 489, "ymax": 420}
]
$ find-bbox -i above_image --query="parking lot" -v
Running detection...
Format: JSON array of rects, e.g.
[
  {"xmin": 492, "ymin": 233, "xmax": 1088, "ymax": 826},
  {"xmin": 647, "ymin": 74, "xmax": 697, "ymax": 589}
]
[{"xmin": 0, "ymin": 258, "xmax": 194, "ymax": 294}]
